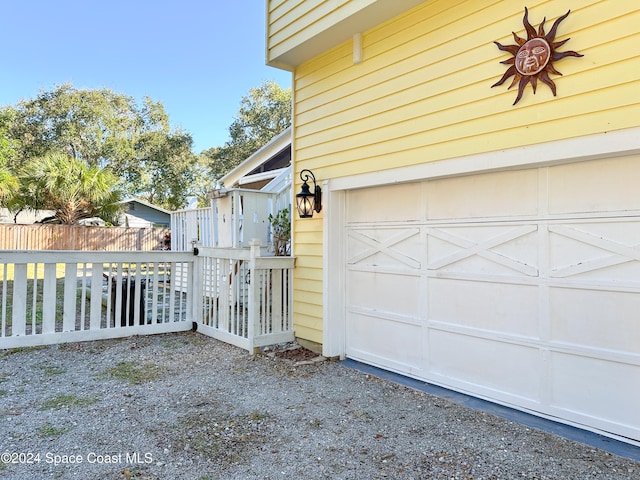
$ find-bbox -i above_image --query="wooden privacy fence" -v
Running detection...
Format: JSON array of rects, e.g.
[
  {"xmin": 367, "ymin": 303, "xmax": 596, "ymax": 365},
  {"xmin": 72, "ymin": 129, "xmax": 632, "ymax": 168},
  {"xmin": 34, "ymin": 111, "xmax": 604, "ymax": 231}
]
[{"xmin": 0, "ymin": 224, "xmax": 170, "ymax": 251}]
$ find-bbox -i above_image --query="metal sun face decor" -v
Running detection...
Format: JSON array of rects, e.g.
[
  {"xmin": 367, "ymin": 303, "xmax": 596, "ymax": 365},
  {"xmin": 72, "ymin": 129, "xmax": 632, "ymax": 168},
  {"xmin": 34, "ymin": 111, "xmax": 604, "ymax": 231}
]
[{"xmin": 492, "ymin": 7, "xmax": 583, "ymax": 105}]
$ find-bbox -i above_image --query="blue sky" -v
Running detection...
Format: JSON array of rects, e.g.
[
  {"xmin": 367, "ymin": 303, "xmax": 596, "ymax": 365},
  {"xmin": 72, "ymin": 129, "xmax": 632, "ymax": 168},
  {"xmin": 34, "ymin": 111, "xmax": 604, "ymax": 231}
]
[{"xmin": 0, "ymin": 0, "xmax": 292, "ymax": 153}]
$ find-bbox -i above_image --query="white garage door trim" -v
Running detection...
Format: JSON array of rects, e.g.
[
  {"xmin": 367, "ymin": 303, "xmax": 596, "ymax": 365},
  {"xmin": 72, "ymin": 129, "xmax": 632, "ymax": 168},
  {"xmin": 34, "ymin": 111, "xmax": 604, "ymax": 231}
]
[{"xmin": 322, "ymin": 128, "xmax": 640, "ymax": 445}]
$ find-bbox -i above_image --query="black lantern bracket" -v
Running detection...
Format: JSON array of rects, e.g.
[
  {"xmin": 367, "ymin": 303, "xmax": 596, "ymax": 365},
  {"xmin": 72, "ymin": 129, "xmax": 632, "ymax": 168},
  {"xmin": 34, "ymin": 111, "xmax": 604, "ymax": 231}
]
[{"xmin": 296, "ymin": 169, "xmax": 322, "ymax": 218}]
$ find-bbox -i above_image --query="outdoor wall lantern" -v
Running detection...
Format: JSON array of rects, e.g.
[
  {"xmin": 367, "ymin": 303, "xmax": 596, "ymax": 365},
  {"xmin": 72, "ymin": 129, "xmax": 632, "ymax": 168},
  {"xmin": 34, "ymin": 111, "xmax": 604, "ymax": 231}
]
[{"xmin": 296, "ymin": 169, "xmax": 322, "ymax": 218}]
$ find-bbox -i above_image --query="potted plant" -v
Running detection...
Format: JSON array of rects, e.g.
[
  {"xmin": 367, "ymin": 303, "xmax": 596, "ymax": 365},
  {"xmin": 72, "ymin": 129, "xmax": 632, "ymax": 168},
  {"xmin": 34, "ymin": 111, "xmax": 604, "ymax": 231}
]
[{"xmin": 268, "ymin": 208, "xmax": 291, "ymax": 256}]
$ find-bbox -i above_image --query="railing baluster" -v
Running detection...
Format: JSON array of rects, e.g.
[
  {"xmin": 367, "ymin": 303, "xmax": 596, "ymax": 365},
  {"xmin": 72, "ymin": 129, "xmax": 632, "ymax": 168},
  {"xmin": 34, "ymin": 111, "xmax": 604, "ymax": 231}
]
[
  {"xmin": 220, "ymin": 260, "xmax": 230, "ymax": 332},
  {"xmin": 132, "ymin": 263, "xmax": 142, "ymax": 326},
  {"xmin": 212, "ymin": 257, "xmax": 219, "ymax": 327},
  {"xmin": 63, "ymin": 263, "xmax": 77, "ymax": 332},
  {"xmin": 90, "ymin": 263, "xmax": 103, "ymax": 330},
  {"xmin": 31, "ymin": 264, "xmax": 38, "ymax": 334},
  {"xmin": 242, "ymin": 261, "xmax": 249, "ymax": 337},
  {"xmin": 161, "ymin": 260, "xmax": 169, "ymax": 324},
  {"xmin": 271, "ymin": 269, "xmax": 283, "ymax": 334},
  {"xmin": 114, "ymin": 263, "xmax": 123, "ymax": 327},
  {"xmin": 259, "ymin": 270, "xmax": 266, "ymax": 336},
  {"xmin": 12, "ymin": 264, "xmax": 27, "ymax": 336},
  {"xmin": 42, "ymin": 263, "xmax": 57, "ymax": 334},
  {"xmin": 266, "ymin": 269, "xmax": 272, "ymax": 334},
  {"xmin": 169, "ymin": 262, "xmax": 177, "ymax": 323},
  {"xmin": 123, "ymin": 265, "xmax": 131, "ymax": 326},
  {"xmin": 247, "ymin": 240, "xmax": 261, "ymax": 352},
  {"xmin": 1, "ymin": 264, "xmax": 7, "ymax": 336},
  {"xmin": 105, "ymin": 263, "xmax": 113, "ymax": 328},
  {"xmin": 185, "ymin": 260, "xmax": 193, "ymax": 324},
  {"xmin": 151, "ymin": 262, "xmax": 159, "ymax": 324},
  {"xmin": 79, "ymin": 263, "xmax": 88, "ymax": 330}
]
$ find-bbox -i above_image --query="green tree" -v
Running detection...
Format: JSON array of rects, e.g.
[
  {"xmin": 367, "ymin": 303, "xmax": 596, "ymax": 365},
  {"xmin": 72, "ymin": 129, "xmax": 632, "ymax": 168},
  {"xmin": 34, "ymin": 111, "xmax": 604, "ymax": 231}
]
[
  {"xmin": 130, "ymin": 130, "xmax": 196, "ymax": 210},
  {"xmin": 13, "ymin": 152, "xmax": 123, "ymax": 224},
  {"xmin": 1, "ymin": 84, "xmax": 197, "ymax": 209},
  {"xmin": 189, "ymin": 155, "xmax": 217, "ymax": 206},
  {"xmin": 205, "ymin": 80, "xmax": 291, "ymax": 186},
  {"xmin": 0, "ymin": 163, "xmax": 18, "ymax": 207},
  {"xmin": 0, "ymin": 113, "xmax": 19, "ymax": 206},
  {"xmin": 0, "ymin": 108, "xmax": 19, "ymax": 164}
]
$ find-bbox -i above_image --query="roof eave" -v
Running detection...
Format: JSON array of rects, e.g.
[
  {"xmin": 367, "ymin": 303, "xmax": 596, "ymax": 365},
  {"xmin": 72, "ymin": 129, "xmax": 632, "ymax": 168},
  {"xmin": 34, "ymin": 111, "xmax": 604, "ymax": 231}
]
[
  {"xmin": 219, "ymin": 126, "xmax": 292, "ymax": 187},
  {"xmin": 266, "ymin": 0, "xmax": 424, "ymax": 70}
]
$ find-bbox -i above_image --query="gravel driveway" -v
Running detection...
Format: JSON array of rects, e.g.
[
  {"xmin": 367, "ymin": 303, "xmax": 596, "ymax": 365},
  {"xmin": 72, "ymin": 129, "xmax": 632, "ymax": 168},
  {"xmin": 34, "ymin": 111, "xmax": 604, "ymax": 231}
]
[{"xmin": 1, "ymin": 332, "xmax": 638, "ymax": 479}]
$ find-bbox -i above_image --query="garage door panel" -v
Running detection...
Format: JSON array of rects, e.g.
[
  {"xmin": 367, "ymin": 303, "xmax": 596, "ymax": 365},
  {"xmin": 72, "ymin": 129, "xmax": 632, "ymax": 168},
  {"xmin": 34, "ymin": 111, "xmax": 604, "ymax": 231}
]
[
  {"xmin": 548, "ymin": 155, "xmax": 640, "ymax": 214},
  {"xmin": 429, "ymin": 330, "xmax": 541, "ymax": 402},
  {"xmin": 428, "ymin": 225, "xmax": 539, "ymax": 277},
  {"xmin": 549, "ymin": 221, "xmax": 640, "ymax": 283},
  {"xmin": 347, "ymin": 227, "xmax": 422, "ymax": 270},
  {"xmin": 347, "ymin": 182, "xmax": 422, "ymax": 223},
  {"xmin": 550, "ymin": 288, "xmax": 640, "ymax": 354},
  {"xmin": 430, "ymin": 254, "xmax": 537, "ymax": 278},
  {"xmin": 347, "ymin": 311, "xmax": 423, "ymax": 375},
  {"xmin": 427, "ymin": 169, "xmax": 539, "ymax": 219},
  {"xmin": 563, "ymin": 260, "xmax": 640, "ymax": 284},
  {"xmin": 549, "ymin": 352, "xmax": 640, "ymax": 440},
  {"xmin": 348, "ymin": 270, "xmax": 421, "ymax": 318},
  {"xmin": 428, "ymin": 279, "xmax": 539, "ymax": 338}
]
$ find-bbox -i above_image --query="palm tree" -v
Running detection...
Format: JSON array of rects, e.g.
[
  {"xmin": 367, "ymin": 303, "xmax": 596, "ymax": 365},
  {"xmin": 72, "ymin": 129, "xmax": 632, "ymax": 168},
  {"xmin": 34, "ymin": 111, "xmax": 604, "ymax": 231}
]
[{"xmin": 17, "ymin": 152, "xmax": 123, "ymax": 224}]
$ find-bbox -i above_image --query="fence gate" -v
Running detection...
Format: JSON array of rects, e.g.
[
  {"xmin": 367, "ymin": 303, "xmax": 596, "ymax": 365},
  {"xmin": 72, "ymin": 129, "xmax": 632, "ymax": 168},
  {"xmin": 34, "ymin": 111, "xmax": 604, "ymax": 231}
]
[{"xmin": 193, "ymin": 241, "xmax": 295, "ymax": 352}]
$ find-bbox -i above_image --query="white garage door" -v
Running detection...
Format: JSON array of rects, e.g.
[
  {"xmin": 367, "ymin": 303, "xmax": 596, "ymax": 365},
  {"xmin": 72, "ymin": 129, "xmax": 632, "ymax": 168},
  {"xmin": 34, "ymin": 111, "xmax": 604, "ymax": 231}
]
[{"xmin": 344, "ymin": 156, "xmax": 640, "ymax": 443}]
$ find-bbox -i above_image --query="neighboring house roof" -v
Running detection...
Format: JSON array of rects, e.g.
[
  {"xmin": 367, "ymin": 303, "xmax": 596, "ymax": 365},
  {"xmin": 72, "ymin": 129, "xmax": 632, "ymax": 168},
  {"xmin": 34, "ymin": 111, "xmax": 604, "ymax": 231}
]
[
  {"xmin": 219, "ymin": 126, "xmax": 292, "ymax": 190},
  {"xmin": 118, "ymin": 198, "xmax": 171, "ymax": 228},
  {"xmin": 117, "ymin": 198, "xmax": 172, "ymax": 215}
]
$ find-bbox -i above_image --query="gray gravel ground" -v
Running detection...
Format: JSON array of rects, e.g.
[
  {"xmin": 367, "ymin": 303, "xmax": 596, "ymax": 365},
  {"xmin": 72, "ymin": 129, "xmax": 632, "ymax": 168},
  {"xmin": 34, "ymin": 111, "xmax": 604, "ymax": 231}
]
[{"xmin": 1, "ymin": 332, "xmax": 638, "ymax": 480}]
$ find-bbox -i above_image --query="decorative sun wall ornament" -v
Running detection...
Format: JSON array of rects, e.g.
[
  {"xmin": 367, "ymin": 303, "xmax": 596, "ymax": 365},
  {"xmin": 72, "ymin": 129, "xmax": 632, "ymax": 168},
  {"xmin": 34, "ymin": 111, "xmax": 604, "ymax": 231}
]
[{"xmin": 492, "ymin": 7, "xmax": 583, "ymax": 105}]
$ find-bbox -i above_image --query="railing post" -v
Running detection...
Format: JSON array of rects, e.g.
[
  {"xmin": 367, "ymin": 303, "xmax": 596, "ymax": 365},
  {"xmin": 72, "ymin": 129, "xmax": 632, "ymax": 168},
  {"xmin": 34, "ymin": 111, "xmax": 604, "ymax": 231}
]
[
  {"xmin": 190, "ymin": 244, "xmax": 202, "ymax": 327},
  {"xmin": 247, "ymin": 239, "xmax": 261, "ymax": 353}
]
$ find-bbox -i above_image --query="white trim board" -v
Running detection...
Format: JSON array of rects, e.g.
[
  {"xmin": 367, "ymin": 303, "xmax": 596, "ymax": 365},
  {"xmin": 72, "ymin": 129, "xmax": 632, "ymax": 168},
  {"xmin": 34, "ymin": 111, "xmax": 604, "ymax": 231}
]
[{"xmin": 328, "ymin": 127, "xmax": 640, "ymax": 192}]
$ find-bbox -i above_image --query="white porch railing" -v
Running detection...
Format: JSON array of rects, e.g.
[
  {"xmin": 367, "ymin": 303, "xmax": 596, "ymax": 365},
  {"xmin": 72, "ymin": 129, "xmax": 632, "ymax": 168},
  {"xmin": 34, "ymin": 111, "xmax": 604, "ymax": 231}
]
[
  {"xmin": 171, "ymin": 206, "xmax": 214, "ymax": 250},
  {"xmin": 171, "ymin": 168, "xmax": 292, "ymax": 253},
  {"xmin": 0, "ymin": 250, "xmax": 196, "ymax": 349},
  {"xmin": 0, "ymin": 245, "xmax": 294, "ymax": 352},
  {"xmin": 194, "ymin": 241, "xmax": 295, "ymax": 352}
]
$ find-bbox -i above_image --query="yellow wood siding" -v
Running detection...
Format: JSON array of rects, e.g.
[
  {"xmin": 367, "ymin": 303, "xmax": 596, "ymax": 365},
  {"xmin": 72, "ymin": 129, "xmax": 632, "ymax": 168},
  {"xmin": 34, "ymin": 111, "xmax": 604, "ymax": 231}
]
[{"xmin": 290, "ymin": 0, "xmax": 640, "ymax": 344}]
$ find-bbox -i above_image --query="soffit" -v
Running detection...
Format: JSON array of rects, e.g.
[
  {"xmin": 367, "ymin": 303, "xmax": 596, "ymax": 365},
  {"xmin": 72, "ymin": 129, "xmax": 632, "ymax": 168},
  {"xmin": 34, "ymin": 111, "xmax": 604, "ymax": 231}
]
[{"xmin": 268, "ymin": 0, "xmax": 425, "ymax": 70}]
